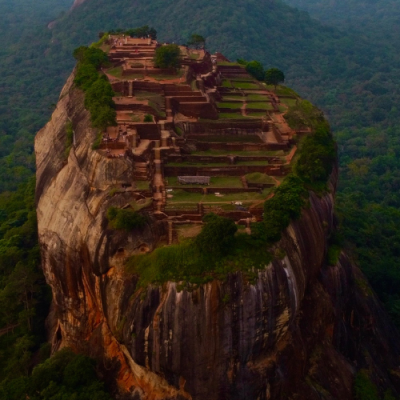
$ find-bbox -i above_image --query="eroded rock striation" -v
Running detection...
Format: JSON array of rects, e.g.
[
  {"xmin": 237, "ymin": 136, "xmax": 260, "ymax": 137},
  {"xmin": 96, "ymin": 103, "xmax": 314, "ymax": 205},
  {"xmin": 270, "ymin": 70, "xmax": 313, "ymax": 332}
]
[{"xmin": 36, "ymin": 70, "xmax": 400, "ymax": 399}]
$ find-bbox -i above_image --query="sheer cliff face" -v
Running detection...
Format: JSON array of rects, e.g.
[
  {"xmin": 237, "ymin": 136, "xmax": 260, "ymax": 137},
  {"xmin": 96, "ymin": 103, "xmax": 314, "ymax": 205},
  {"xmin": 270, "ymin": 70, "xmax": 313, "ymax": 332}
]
[{"xmin": 35, "ymin": 76, "xmax": 400, "ymax": 400}]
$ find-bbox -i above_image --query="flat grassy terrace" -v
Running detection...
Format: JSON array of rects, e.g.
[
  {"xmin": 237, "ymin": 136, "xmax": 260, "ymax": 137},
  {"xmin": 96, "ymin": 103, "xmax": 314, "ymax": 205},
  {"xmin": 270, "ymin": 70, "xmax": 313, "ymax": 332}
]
[
  {"xmin": 232, "ymin": 82, "xmax": 260, "ymax": 90},
  {"xmin": 166, "ymin": 188, "xmax": 272, "ymax": 203},
  {"xmin": 278, "ymin": 105, "xmax": 287, "ymax": 112},
  {"xmin": 264, "ymin": 84, "xmax": 300, "ymax": 97},
  {"xmin": 222, "ymin": 96, "xmax": 245, "ymax": 102},
  {"xmin": 246, "ymin": 94, "xmax": 270, "ymax": 101},
  {"xmin": 106, "ymin": 66, "xmax": 143, "ymax": 80},
  {"xmin": 280, "ymin": 98, "xmax": 298, "ymax": 107},
  {"xmin": 222, "ymin": 80, "xmax": 233, "ymax": 88},
  {"xmin": 167, "ymin": 160, "xmax": 268, "ymax": 167},
  {"xmin": 166, "ymin": 161, "xmax": 228, "ymax": 167},
  {"xmin": 229, "ymin": 77, "xmax": 255, "ymax": 82},
  {"xmin": 245, "ymin": 172, "xmax": 275, "ymax": 184},
  {"xmin": 191, "ymin": 149, "xmax": 288, "ymax": 156},
  {"xmin": 217, "ymin": 102, "xmax": 243, "ymax": 108},
  {"xmin": 134, "ymin": 181, "xmax": 151, "ymax": 190},
  {"xmin": 218, "ymin": 113, "xmax": 248, "ymax": 119},
  {"xmin": 166, "ymin": 176, "xmax": 243, "ymax": 187},
  {"xmin": 246, "ymin": 102, "xmax": 274, "ymax": 110}
]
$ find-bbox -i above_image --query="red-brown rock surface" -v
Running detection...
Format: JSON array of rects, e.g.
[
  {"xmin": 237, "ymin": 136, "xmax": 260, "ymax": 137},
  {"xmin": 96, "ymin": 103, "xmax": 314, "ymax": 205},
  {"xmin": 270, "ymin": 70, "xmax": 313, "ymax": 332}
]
[{"xmin": 35, "ymin": 73, "xmax": 400, "ymax": 399}]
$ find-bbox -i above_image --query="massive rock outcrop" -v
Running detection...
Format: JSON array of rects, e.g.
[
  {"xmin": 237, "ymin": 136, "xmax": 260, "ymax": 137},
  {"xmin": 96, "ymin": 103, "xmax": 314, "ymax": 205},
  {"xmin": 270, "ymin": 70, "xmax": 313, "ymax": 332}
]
[{"xmin": 35, "ymin": 73, "xmax": 400, "ymax": 399}]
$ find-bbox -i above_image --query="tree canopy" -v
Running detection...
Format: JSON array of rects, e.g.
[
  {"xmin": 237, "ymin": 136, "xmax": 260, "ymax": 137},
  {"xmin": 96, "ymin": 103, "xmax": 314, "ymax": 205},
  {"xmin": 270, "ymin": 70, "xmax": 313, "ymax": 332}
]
[
  {"xmin": 187, "ymin": 34, "xmax": 206, "ymax": 49},
  {"xmin": 0, "ymin": 348, "xmax": 112, "ymax": 400},
  {"xmin": 245, "ymin": 60, "xmax": 265, "ymax": 81},
  {"xmin": 265, "ymin": 68, "xmax": 285, "ymax": 88},
  {"xmin": 154, "ymin": 44, "xmax": 181, "ymax": 69}
]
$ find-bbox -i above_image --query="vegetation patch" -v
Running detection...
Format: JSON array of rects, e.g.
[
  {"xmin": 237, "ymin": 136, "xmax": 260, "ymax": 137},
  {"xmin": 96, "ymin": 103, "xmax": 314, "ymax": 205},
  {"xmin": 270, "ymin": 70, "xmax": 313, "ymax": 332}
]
[
  {"xmin": 126, "ymin": 213, "xmax": 273, "ymax": 286},
  {"xmin": 0, "ymin": 348, "xmax": 112, "ymax": 400},
  {"xmin": 167, "ymin": 176, "xmax": 242, "ymax": 188},
  {"xmin": 246, "ymin": 94, "xmax": 269, "ymax": 101},
  {"xmin": 246, "ymin": 102, "xmax": 273, "ymax": 110},
  {"xmin": 246, "ymin": 112, "xmax": 267, "ymax": 117},
  {"xmin": 327, "ymin": 244, "xmax": 341, "ymax": 265},
  {"xmin": 73, "ymin": 46, "xmax": 117, "ymax": 132},
  {"xmin": 107, "ymin": 207, "xmax": 146, "ymax": 230},
  {"xmin": 217, "ymin": 102, "xmax": 243, "ymax": 109},
  {"xmin": 154, "ymin": 44, "xmax": 181, "ymax": 69},
  {"xmin": 64, "ymin": 121, "xmax": 73, "ymax": 158},
  {"xmin": 232, "ymin": 82, "xmax": 260, "ymax": 89},
  {"xmin": 245, "ymin": 172, "xmax": 274, "ymax": 184}
]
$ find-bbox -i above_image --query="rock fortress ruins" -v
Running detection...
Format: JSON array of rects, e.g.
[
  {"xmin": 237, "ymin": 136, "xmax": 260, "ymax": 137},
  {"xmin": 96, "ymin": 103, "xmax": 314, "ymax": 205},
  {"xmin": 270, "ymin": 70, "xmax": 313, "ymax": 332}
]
[{"xmin": 94, "ymin": 35, "xmax": 308, "ymax": 243}]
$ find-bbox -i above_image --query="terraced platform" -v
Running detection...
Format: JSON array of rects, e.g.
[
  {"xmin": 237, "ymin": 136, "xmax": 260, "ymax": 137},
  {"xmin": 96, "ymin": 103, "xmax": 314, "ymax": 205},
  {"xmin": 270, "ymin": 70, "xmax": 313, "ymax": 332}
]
[{"xmin": 96, "ymin": 35, "xmax": 304, "ymax": 243}]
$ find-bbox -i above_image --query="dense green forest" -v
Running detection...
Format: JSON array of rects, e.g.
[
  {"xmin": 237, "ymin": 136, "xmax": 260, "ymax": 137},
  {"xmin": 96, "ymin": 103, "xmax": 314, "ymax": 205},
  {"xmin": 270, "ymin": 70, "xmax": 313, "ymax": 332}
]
[
  {"xmin": 0, "ymin": 0, "xmax": 73, "ymax": 191},
  {"xmin": 2, "ymin": 0, "xmax": 400, "ymax": 394}
]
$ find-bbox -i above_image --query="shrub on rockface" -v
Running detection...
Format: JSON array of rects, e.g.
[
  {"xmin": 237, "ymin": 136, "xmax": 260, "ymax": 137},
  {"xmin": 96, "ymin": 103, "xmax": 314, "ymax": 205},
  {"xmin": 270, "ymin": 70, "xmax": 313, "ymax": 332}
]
[
  {"xmin": 107, "ymin": 207, "xmax": 146, "ymax": 231},
  {"xmin": 127, "ymin": 213, "xmax": 272, "ymax": 286},
  {"xmin": 73, "ymin": 46, "xmax": 116, "ymax": 131},
  {"xmin": 263, "ymin": 175, "xmax": 308, "ymax": 242},
  {"xmin": 295, "ymin": 124, "xmax": 336, "ymax": 187},
  {"xmin": 195, "ymin": 213, "xmax": 237, "ymax": 258},
  {"xmin": 261, "ymin": 106, "xmax": 336, "ymax": 242}
]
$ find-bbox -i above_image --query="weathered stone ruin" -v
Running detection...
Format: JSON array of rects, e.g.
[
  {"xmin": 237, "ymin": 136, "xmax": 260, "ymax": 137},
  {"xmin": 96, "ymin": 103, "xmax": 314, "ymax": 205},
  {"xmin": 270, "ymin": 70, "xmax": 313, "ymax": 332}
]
[{"xmin": 94, "ymin": 35, "xmax": 303, "ymax": 239}]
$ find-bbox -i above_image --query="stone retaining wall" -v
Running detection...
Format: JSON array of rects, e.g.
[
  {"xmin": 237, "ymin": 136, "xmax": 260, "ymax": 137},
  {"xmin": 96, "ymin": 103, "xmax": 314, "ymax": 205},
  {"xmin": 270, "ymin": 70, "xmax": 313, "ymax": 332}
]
[
  {"xmin": 167, "ymin": 186, "xmax": 261, "ymax": 194},
  {"xmin": 194, "ymin": 142, "xmax": 289, "ymax": 152},
  {"xmin": 164, "ymin": 165, "xmax": 286, "ymax": 177}
]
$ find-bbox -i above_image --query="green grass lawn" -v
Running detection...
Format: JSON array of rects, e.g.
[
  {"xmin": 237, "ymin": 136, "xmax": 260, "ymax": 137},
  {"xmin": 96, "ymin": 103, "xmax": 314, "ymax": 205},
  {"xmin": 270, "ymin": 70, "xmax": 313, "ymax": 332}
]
[
  {"xmin": 229, "ymin": 77, "xmax": 254, "ymax": 82},
  {"xmin": 107, "ymin": 66, "xmax": 144, "ymax": 79},
  {"xmin": 222, "ymin": 96, "xmax": 245, "ymax": 102},
  {"xmin": 221, "ymin": 80, "xmax": 233, "ymax": 88},
  {"xmin": 166, "ymin": 161, "xmax": 228, "ymax": 167},
  {"xmin": 191, "ymin": 149, "xmax": 288, "ymax": 156},
  {"xmin": 218, "ymin": 112, "xmax": 248, "ymax": 119},
  {"xmin": 278, "ymin": 105, "xmax": 287, "ymax": 112},
  {"xmin": 134, "ymin": 181, "xmax": 151, "ymax": 190},
  {"xmin": 280, "ymin": 98, "xmax": 298, "ymax": 107},
  {"xmin": 166, "ymin": 176, "xmax": 243, "ymax": 188},
  {"xmin": 232, "ymin": 82, "xmax": 260, "ymax": 89},
  {"xmin": 246, "ymin": 102, "xmax": 274, "ymax": 110},
  {"xmin": 106, "ymin": 66, "xmax": 123, "ymax": 77},
  {"xmin": 135, "ymin": 91, "xmax": 164, "ymax": 102},
  {"xmin": 245, "ymin": 172, "xmax": 275, "ymax": 184},
  {"xmin": 265, "ymin": 84, "xmax": 300, "ymax": 96},
  {"xmin": 167, "ymin": 188, "xmax": 272, "ymax": 203},
  {"xmin": 246, "ymin": 112, "xmax": 267, "ymax": 117},
  {"xmin": 217, "ymin": 102, "xmax": 243, "ymax": 108},
  {"xmin": 246, "ymin": 94, "xmax": 270, "ymax": 101},
  {"xmin": 131, "ymin": 114, "xmax": 141, "ymax": 122}
]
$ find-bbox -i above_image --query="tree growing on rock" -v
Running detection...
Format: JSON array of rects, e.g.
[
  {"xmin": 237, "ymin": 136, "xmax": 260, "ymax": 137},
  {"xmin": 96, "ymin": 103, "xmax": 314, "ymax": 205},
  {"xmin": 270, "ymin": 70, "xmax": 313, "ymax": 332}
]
[
  {"xmin": 154, "ymin": 44, "xmax": 181, "ymax": 69},
  {"xmin": 187, "ymin": 34, "xmax": 206, "ymax": 49},
  {"xmin": 265, "ymin": 68, "xmax": 285, "ymax": 89},
  {"xmin": 245, "ymin": 60, "xmax": 265, "ymax": 81}
]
